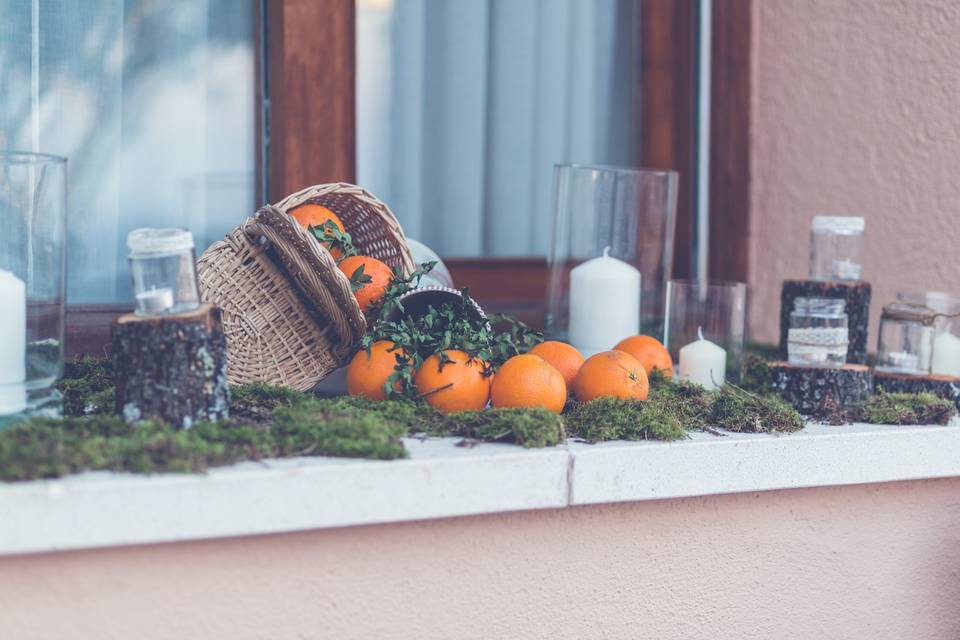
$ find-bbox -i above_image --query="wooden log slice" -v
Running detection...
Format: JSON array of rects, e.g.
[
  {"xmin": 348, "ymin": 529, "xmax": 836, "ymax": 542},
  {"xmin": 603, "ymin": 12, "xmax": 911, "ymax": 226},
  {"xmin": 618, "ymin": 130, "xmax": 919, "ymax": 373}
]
[
  {"xmin": 768, "ymin": 361, "xmax": 873, "ymax": 417},
  {"xmin": 779, "ymin": 280, "xmax": 872, "ymax": 364},
  {"xmin": 112, "ymin": 303, "xmax": 230, "ymax": 429},
  {"xmin": 874, "ymin": 370, "xmax": 960, "ymax": 410}
]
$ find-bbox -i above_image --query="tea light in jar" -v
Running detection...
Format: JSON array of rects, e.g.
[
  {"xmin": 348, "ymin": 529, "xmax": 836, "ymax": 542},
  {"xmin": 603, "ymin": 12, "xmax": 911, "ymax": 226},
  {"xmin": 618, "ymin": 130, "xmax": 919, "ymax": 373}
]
[
  {"xmin": 887, "ymin": 351, "xmax": 921, "ymax": 373},
  {"xmin": 0, "ymin": 269, "xmax": 27, "ymax": 415},
  {"xmin": 135, "ymin": 287, "xmax": 175, "ymax": 315},
  {"xmin": 568, "ymin": 247, "xmax": 641, "ymax": 357},
  {"xmin": 678, "ymin": 327, "xmax": 727, "ymax": 391}
]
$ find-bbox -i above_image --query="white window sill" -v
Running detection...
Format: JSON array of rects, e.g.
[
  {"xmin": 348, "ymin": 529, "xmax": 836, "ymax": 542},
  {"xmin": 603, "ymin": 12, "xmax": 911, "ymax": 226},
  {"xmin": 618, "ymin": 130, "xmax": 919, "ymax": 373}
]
[{"xmin": 1, "ymin": 421, "xmax": 958, "ymax": 556}]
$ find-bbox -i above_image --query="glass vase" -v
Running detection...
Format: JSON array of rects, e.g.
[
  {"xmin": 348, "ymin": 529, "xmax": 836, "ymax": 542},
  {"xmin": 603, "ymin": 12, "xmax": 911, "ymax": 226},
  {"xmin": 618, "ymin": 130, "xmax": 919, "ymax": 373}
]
[
  {"xmin": 664, "ymin": 280, "xmax": 747, "ymax": 389},
  {"xmin": 546, "ymin": 164, "xmax": 677, "ymax": 355},
  {"xmin": 0, "ymin": 152, "xmax": 67, "ymax": 421}
]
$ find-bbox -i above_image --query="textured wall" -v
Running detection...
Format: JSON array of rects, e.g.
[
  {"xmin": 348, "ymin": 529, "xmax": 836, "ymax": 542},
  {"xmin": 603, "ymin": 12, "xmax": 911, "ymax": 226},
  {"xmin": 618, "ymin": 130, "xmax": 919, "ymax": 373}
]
[
  {"xmin": 749, "ymin": 0, "xmax": 960, "ymax": 343},
  {"xmin": 3, "ymin": 478, "xmax": 960, "ymax": 639}
]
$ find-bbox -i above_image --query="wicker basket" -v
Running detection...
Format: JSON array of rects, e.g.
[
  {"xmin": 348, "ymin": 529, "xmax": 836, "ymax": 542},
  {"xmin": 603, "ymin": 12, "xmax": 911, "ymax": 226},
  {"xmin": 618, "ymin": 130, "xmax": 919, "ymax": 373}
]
[
  {"xmin": 197, "ymin": 183, "xmax": 413, "ymax": 391},
  {"xmin": 274, "ymin": 183, "xmax": 415, "ymax": 275}
]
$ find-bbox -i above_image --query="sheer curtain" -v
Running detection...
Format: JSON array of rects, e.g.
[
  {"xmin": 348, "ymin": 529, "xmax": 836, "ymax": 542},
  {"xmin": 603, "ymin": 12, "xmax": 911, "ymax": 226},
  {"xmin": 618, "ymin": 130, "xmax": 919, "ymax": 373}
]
[
  {"xmin": 0, "ymin": 0, "xmax": 255, "ymax": 304},
  {"xmin": 357, "ymin": 0, "xmax": 642, "ymax": 258}
]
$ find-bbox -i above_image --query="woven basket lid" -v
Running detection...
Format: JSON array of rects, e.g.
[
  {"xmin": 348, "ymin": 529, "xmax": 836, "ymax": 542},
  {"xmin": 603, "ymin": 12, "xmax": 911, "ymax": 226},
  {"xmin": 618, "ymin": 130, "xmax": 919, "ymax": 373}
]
[{"xmin": 198, "ymin": 182, "xmax": 413, "ymax": 391}]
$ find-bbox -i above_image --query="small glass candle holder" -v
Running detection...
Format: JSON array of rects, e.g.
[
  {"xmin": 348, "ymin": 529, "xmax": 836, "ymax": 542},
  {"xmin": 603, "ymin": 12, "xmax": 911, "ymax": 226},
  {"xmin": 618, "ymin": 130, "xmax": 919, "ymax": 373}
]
[
  {"xmin": 546, "ymin": 164, "xmax": 678, "ymax": 353},
  {"xmin": 810, "ymin": 215, "xmax": 865, "ymax": 281},
  {"xmin": 128, "ymin": 228, "xmax": 201, "ymax": 316},
  {"xmin": 875, "ymin": 302, "xmax": 935, "ymax": 375},
  {"xmin": 0, "ymin": 152, "xmax": 67, "ymax": 421},
  {"xmin": 664, "ymin": 280, "xmax": 747, "ymax": 389},
  {"xmin": 787, "ymin": 297, "xmax": 849, "ymax": 368}
]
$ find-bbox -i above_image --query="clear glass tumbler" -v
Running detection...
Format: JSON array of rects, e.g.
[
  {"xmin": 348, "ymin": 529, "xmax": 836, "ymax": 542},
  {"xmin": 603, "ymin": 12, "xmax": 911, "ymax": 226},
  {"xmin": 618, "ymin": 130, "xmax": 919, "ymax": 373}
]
[
  {"xmin": 546, "ymin": 164, "xmax": 678, "ymax": 353},
  {"xmin": 664, "ymin": 280, "xmax": 747, "ymax": 389},
  {"xmin": 0, "ymin": 152, "xmax": 67, "ymax": 419}
]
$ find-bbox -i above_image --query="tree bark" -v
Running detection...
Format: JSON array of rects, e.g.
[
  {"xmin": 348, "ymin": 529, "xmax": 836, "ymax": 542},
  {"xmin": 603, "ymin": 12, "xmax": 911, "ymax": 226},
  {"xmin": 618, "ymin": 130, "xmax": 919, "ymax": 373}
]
[
  {"xmin": 768, "ymin": 361, "xmax": 873, "ymax": 417},
  {"xmin": 112, "ymin": 304, "xmax": 230, "ymax": 429}
]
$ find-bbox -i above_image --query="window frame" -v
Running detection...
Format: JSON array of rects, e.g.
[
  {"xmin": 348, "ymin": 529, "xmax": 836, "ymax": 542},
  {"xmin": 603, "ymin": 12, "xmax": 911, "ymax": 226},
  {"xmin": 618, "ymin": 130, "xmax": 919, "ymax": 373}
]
[{"xmin": 66, "ymin": 0, "xmax": 750, "ymax": 355}]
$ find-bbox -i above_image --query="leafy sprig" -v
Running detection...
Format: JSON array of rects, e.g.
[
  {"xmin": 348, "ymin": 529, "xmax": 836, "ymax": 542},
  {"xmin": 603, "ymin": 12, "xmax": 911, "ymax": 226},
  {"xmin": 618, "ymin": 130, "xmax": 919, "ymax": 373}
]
[
  {"xmin": 308, "ymin": 220, "xmax": 358, "ymax": 261},
  {"xmin": 347, "ymin": 264, "xmax": 373, "ymax": 292},
  {"xmin": 358, "ymin": 262, "xmax": 543, "ymax": 399}
]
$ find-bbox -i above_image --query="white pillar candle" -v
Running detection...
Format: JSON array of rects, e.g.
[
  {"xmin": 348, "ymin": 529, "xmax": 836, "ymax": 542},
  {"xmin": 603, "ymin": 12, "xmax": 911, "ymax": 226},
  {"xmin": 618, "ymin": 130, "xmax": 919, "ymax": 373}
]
[
  {"xmin": 568, "ymin": 248, "xmax": 641, "ymax": 357},
  {"xmin": 931, "ymin": 331, "xmax": 960, "ymax": 377},
  {"xmin": 0, "ymin": 270, "xmax": 27, "ymax": 415},
  {"xmin": 678, "ymin": 327, "xmax": 727, "ymax": 391}
]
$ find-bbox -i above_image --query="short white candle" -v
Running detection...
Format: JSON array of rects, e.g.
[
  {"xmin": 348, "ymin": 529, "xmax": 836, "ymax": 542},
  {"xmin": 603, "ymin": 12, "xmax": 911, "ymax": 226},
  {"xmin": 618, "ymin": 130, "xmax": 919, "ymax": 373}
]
[
  {"xmin": 568, "ymin": 248, "xmax": 640, "ymax": 357},
  {"xmin": 136, "ymin": 287, "xmax": 175, "ymax": 316},
  {"xmin": 931, "ymin": 331, "xmax": 960, "ymax": 377},
  {"xmin": 0, "ymin": 269, "xmax": 27, "ymax": 415},
  {"xmin": 678, "ymin": 327, "xmax": 727, "ymax": 391}
]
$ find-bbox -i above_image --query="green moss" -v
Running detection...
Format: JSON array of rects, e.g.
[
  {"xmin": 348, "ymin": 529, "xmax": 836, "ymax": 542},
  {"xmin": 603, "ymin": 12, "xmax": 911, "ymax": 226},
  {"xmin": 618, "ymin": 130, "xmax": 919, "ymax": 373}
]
[
  {"xmin": 317, "ymin": 395, "xmax": 564, "ymax": 448},
  {"xmin": 652, "ymin": 379, "xmax": 714, "ymax": 431},
  {"xmin": 861, "ymin": 392, "xmax": 956, "ymax": 426},
  {"xmin": 566, "ymin": 396, "xmax": 688, "ymax": 442},
  {"xmin": 58, "ymin": 357, "xmax": 114, "ymax": 417},
  {"xmin": 710, "ymin": 385, "xmax": 804, "ymax": 434},
  {"xmin": 442, "ymin": 407, "xmax": 565, "ymax": 448},
  {"xmin": 740, "ymin": 354, "xmax": 774, "ymax": 395},
  {"xmin": 272, "ymin": 399, "xmax": 408, "ymax": 460},
  {"xmin": 0, "ymin": 416, "xmax": 252, "ymax": 481},
  {"xmin": 230, "ymin": 382, "xmax": 309, "ymax": 422}
]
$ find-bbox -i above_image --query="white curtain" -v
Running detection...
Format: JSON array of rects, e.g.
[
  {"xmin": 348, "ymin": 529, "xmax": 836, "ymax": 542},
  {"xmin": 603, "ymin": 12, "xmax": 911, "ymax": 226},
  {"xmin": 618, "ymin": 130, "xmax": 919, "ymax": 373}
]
[
  {"xmin": 0, "ymin": 0, "xmax": 255, "ymax": 304},
  {"xmin": 357, "ymin": 0, "xmax": 642, "ymax": 258}
]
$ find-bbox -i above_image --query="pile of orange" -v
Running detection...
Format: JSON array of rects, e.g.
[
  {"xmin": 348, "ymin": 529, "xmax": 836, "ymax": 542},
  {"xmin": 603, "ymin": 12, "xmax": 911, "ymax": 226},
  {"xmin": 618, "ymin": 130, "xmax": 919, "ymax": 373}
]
[
  {"xmin": 345, "ymin": 331, "xmax": 676, "ymax": 413},
  {"xmin": 291, "ymin": 203, "xmax": 393, "ymax": 315}
]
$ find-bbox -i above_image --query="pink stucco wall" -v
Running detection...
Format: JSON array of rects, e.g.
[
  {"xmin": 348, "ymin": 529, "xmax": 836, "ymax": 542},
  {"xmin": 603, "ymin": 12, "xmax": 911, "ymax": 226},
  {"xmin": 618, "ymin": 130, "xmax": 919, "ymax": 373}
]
[
  {"xmin": 3, "ymin": 478, "xmax": 960, "ymax": 639},
  {"xmin": 748, "ymin": 0, "xmax": 960, "ymax": 343}
]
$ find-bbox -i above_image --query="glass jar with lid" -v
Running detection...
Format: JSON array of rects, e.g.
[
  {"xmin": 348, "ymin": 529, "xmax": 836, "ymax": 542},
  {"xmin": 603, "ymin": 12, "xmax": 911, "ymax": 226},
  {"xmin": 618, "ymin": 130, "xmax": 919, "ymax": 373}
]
[
  {"xmin": 127, "ymin": 228, "xmax": 201, "ymax": 316},
  {"xmin": 787, "ymin": 297, "xmax": 849, "ymax": 367},
  {"xmin": 810, "ymin": 216, "xmax": 865, "ymax": 281},
  {"xmin": 875, "ymin": 302, "xmax": 935, "ymax": 375}
]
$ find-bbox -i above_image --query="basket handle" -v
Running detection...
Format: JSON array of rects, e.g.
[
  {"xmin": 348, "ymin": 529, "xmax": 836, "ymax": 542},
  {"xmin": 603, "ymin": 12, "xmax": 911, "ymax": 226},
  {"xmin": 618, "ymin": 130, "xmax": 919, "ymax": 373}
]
[{"xmin": 244, "ymin": 205, "xmax": 366, "ymax": 358}]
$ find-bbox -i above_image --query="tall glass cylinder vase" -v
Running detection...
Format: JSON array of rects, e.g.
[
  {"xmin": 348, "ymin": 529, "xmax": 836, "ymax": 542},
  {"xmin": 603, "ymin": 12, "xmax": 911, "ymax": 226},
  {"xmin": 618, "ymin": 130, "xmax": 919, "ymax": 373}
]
[
  {"xmin": 664, "ymin": 280, "xmax": 747, "ymax": 389},
  {"xmin": 0, "ymin": 152, "xmax": 67, "ymax": 422},
  {"xmin": 546, "ymin": 164, "xmax": 678, "ymax": 355}
]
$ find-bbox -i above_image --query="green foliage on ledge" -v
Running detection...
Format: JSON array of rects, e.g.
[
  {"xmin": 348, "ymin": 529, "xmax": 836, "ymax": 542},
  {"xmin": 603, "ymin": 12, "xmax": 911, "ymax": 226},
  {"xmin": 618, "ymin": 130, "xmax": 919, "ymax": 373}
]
[
  {"xmin": 0, "ymin": 356, "xmax": 953, "ymax": 482},
  {"xmin": 861, "ymin": 392, "xmax": 956, "ymax": 426}
]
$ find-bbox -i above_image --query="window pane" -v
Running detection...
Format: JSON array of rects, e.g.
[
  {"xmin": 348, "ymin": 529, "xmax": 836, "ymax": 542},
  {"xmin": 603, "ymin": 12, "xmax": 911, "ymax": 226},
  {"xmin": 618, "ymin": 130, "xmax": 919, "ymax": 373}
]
[
  {"xmin": 356, "ymin": 0, "xmax": 642, "ymax": 258},
  {"xmin": 0, "ymin": 0, "xmax": 256, "ymax": 304}
]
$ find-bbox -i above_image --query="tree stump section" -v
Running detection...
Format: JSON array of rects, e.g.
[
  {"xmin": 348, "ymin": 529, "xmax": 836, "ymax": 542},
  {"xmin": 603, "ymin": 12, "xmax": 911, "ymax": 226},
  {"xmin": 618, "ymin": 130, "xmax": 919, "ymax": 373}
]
[
  {"xmin": 112, "ymin": 303, "xmax": 230, "ymax": 429},
  {"xmin": 779, "ymin": 280, "xmax": 872, "ymax": 364},
  {"xmin": 768, "ymin": 361, "xmax": 873, "ymax": 417},
  {"xmin": 874, "ymin": 371, "xmax": 960, "ymax": 410}
]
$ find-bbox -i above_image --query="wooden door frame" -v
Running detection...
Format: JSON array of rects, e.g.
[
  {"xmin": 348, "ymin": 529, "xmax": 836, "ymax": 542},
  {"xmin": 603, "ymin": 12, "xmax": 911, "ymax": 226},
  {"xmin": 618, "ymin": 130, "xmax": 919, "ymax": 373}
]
[{"xmin": 66, "ymin": 0, "xmax": 751, "ymax": 353}]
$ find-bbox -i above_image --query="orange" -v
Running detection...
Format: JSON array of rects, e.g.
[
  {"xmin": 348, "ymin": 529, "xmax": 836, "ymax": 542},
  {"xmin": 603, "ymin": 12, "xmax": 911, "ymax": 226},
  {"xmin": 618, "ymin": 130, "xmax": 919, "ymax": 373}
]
[
  {"xmin": 528, "ymin": 341, "xmax": 585, "ymax": 393},
  {"xmin": 613, "ymin": 335, "xmax": 674, "ymax": 379},
  {"xmin": 490, "ymin": 354, "xmax": 567, "ymax": 414},
  {"xmin": 414, "ymin": 350, "xmax": 491, "ymax": 413},
  {"xmin": 346, "ymin": 340, "xmax": 407, "ymax": 400},
  {"xmin": 338, "ymin": 255, "xmax": 393, "ymax": 314},
  {"xmin": 573, "ymin": 350, "xmax": 649, "ymax": 402},
  {"xmin": 290, "ymin": 204, "xmax": 347, "ymax": 259}
]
